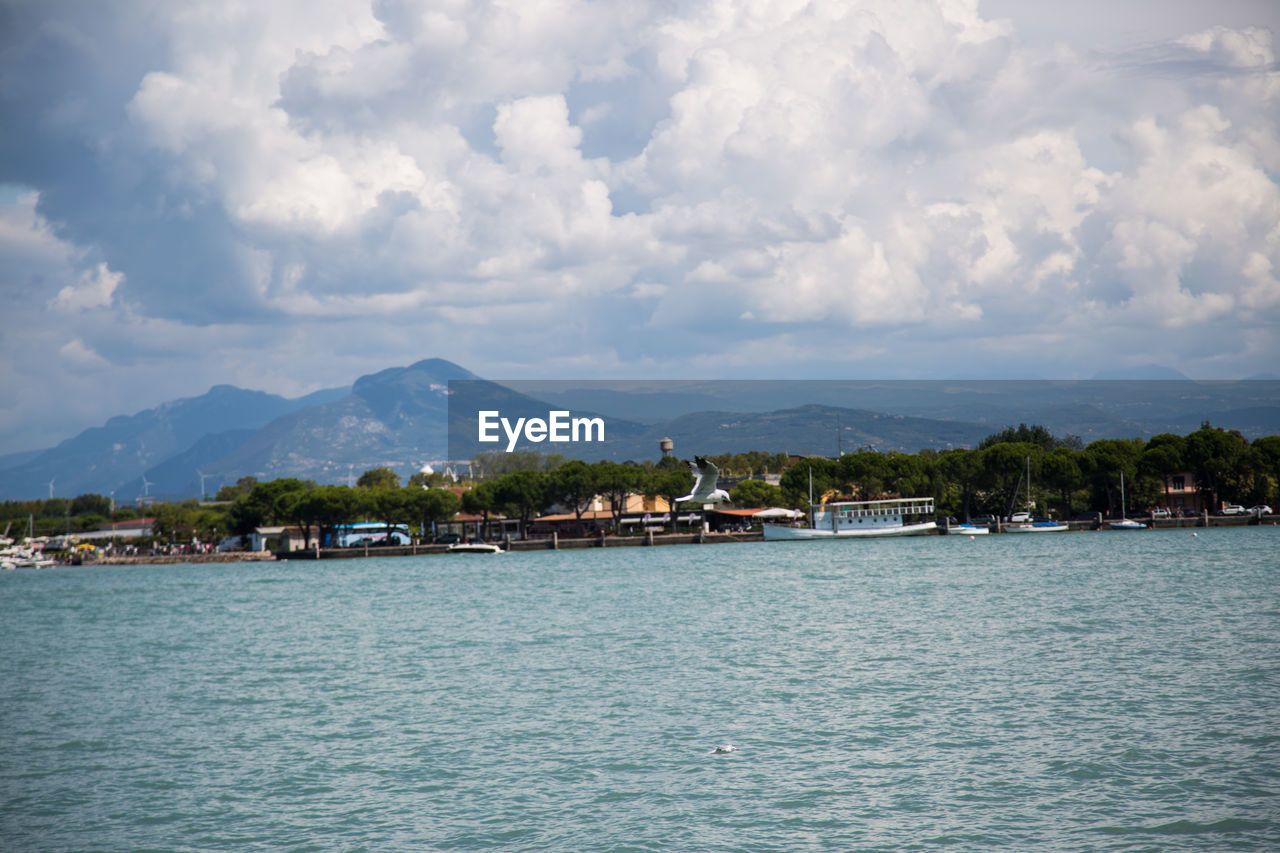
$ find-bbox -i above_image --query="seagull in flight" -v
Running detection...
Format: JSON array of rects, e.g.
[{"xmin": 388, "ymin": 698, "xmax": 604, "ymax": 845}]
[{"xmin": 678, "ymin": 456, "xmax": 731, "ymax": 503}]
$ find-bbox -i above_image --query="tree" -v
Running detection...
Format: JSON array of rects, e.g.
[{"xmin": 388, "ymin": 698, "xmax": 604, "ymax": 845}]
[
  {"xmin": 408, "ymin": 470, "xmax": 451, "ymax": 489},
  {"xmin": 472, "ymin": 451, "xmax": 566, "ymax": 479},
  {"xmin": 730, "ymin": 479, "xmax": 784, "ymax": 508},
  {"xmin": 885, "ymin": 453, "xmax": 934, "ymax": 499},
  {"xmin": 492, "ymin": 470, "xmax": 550, "ymax": 536},
  {"xmin": 549, "ymin": 460, "xmax": 598, "ymax": 522},
  {"xmin": 407, "ymin": 488, "xmax": 462, "ymax": 539},
  {"xmin": 228, "ymin": 478, "xmax": 312, "ymax": 535},
  {"xmin": 1039, "ymin": 447, "xmax": 1083, "ymax": 518},
  {"xmin": 216, "ymin": 476, "xmax": 257, "ymax": 502},
  {"xmin": 645, "ymin": 468, "xmax": 694, "ymax": 531},
  {"xmin": 594, "ymin": 461, "xmax": 644, "ymax": 532},
  {"xmin": 461, "ymin": 482, "xmax": 499, "ymax": 540},
  {"xmin": 372, "ymin": 488, "xmax": 413, "ymax": 543},
  {"xmin": 295, "ymin": 485, "xmax": 365, "ymax": 546},
  {"xmin": 1138, "ymin": 433, "xmax": 1185, "ymax": 510},
  {"xmin": 1082, "ymin": 439, "xmax": 1143, "ymax": 517},
  {"xmin": 981, "ymin": 442, "xmax": 1040, "ymax": 520},
  {"xmin": 938, "ymin": 449, "xmax": 984, "ymax": 521},
  {"xmin": 357, "ymin": 467, "xmax": 401, "ymax": 490},
  {"xmin": 979, "ymin": 423, "xmax": 1080, "ymax": 451},
  {"xmin": 69, "ymin": 494, "xmax": 113, "ymax": 517},
  {"xmin": 779, "ymin": 457, "xmax": 840, "ymax": 512},
  {"xmin": 276, "ymin": 489, "xmax": 317, "ymax": 548},
  {"xmin": 1253, "ymin": 436, "xmax": 1280, "ymax": 506},
  {"xmin": 1184, "ymin": 423, "xmax": 1251, "ymax": 510},
  {"xmin": 151, "ymin": 501, "xmax": 196, "ymax": 545},
  {"xmin": 839, "ymin": 451, "xmax": 892, "ymax": 499}
]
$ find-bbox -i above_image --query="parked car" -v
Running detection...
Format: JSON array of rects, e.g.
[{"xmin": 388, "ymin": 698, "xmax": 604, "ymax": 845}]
[
  {"xmin": 1220, "ymin": 504, "xmax": 1246, "ymax": 515},
  {"xmin": 1010, "ymin": 512, "xmax": 1031, "ymax": 523},
  {"xmin": 1150, "ymin": 508, "xmax": 1171, "ymax": 518},
  {"xmin": 1247, "ymin": 505, "xmax": 1273, "ymax": 516}
]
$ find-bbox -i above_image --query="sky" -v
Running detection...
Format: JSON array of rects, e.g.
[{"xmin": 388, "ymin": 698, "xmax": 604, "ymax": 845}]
[{"xmin": 2, "ymin": 0, "xmax": 1279, "ymax": 456}]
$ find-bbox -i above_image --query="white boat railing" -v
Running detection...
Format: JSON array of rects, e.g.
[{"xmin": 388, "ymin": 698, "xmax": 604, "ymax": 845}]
[{"xmin": 819, "ymin": 498, "xmax": 935, "ymax": 518}]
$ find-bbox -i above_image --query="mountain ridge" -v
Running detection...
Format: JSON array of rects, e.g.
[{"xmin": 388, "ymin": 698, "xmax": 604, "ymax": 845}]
[{"xmin": 2, "ymin": 363, "xmax": 1277, "ymax": 501}]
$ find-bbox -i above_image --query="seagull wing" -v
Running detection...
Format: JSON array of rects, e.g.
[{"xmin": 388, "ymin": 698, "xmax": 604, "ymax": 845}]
[
  {"xmin": 694, "ymin": 456, "xmax": 720, "ymax": 494},
  {"xmin": 685, "ymin": 458, "xmax": 707, "ymax": 497}
]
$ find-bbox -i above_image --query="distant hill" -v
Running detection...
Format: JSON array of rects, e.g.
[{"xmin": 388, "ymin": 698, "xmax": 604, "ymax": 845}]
[
  {"xmin": 201, "ymin": 357, "xmax": 481, "ymax": 486},
  {"xmin": 2, "ymin": 361, "xmax": 1277, "ymax": 501},
  {"xmin": 1090, "ymin": 366, "xmax": 1191, "ymax": 380},
  {"xmin": 473, "ymin": 404, "xmax": 989, "ymax": 461},
  {"xmin": 0, "ymin": 384, "xmax": 348, "ymax": 501}
]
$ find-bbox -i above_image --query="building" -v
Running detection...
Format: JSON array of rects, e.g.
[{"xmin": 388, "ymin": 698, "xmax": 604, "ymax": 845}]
[
  {"xmin": 75, "ymin": 518, "xmax": 157, "ymax": 541},
  {"xmin": 1161, "ymin": 472, "xmax": 1206, "ymax": 515},
  {"xmin": 250, "ymin": 525, "xmax": 319, "ymax": 551}
]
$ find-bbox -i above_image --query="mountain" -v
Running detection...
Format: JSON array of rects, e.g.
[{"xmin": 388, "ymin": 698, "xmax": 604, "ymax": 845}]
[
  {"xmin": 523, "ymin": 379, "xmax": 1280, "ymax": 442},
  {"xmin": 116, "ymin": 428, "xmax": 258, "ymax": 500},
  {"xmin": 199, "ymin": 359, "xmax": 484, "ymax": 486},
  {"xmin": 4, "ymin": 360, "xmax": 1278, "ymax": 502},
  {"xmin": 0, "ymin": 384, "xmax": 348, "ymax": 501},
  {"xmin": 1090, "ymin": 366, "xmax": 1191, "ymax": 380},
  {"xmin": 586, "ymin": 404, "xmax": 992, "ymax": 461}
]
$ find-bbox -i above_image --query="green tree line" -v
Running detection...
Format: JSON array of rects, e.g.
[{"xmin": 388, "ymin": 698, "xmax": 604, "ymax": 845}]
[{"xmin": 5, "ymin": 422, "xmax": 1276, "ymax": 541}]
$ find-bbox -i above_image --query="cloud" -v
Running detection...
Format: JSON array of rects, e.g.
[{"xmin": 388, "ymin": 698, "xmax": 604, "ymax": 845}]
[
  {"xmin": 53, "ymin": 262, "xmax": 122, "ymax": 311},
  {"xmin": 1, "ymin": 0, "xmax": 1279, "ymax": 454}
]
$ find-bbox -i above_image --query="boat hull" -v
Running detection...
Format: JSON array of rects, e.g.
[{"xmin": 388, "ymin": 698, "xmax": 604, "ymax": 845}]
[
  {"xmin": 446, "ymin": 543, "xmax": 504, "ymax": 554},
  {"xmin": 762, "ymin": 521, "xmax": 937, "ymax": 540},
  {"xmin": 1004, "ymin": 522, "xmax": 1069, "ymax": 533}
]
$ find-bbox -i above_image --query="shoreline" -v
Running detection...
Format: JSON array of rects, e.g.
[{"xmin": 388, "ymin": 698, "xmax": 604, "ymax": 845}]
[{"xmin": 46, "ymin": 513, "xmax": 1278, "ymax": 566}]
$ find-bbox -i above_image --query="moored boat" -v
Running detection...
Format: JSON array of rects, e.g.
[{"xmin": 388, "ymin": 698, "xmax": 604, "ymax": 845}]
[
  {"xmin": 1004, "ymin": 456, "xmax": 1068, "ymax": 533},
  {"xmin": 762, "ymin": 497, "xmax": 937, "ymax": 540},
  {"xmin": 446, "ymin": 542, "xmax": 504, "ymax": 554},
  {"xmin": 1108, "ymin": 472, "xmax": 1147, "ymax": 530},
  {"xmin": 1005, "ymin": 520, "xmax": 1069, "ymax": 533}
]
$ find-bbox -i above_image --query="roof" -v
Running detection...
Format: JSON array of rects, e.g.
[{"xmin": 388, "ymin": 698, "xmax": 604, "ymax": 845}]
[
  {"xmin": 533, "ymin": 510, "xmax": 617, "ymax": 523},
  {"xmin": 100, "ymin": 517, "xmax": 155, "ymax": 530}
]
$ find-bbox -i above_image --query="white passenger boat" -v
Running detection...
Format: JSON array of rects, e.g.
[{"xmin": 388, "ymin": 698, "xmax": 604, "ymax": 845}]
[{"xmin": 762, "ymin": 497, "xmax": 937, "ymax": 540}]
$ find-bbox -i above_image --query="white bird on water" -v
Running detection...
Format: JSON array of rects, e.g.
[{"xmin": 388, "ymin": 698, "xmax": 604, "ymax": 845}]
[
  {"xmin": 712, "ymin": 744, "xmax": 738, "ymax": 754},
  {"xmin": 677, "ymin": 456, "xmax": 732, "ymax": 504}
]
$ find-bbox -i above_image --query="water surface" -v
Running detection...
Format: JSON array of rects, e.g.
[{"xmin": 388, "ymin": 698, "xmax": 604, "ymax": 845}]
[{"xmin": 2, "ymin": 527, "xmax": 1277, "ymax": 850}]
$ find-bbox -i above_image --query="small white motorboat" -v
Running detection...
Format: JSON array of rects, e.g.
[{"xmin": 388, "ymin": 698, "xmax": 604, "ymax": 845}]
[{"xmin": 446, "ymin": 542, "xmax": 504, "ymax": 554}]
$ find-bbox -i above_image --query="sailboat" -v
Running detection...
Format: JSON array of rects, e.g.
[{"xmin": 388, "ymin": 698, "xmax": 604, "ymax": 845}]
[
  {"xmin": 1109, "ymin": 472, "xmax": 1147, "ymax": 530},
  {"xmin": 1005, "ymin": 456, "xmax": 1068, "ymax": 533}
]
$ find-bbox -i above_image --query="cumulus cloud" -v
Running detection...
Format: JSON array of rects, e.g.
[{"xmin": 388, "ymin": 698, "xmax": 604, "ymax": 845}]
[
  {"xmin": 53, "ymin": 263, "xmax": 123, "ymax": 311},
  {"xmin": 1, "ymin": 0, "xmax": 1279, "ymax": 453}
]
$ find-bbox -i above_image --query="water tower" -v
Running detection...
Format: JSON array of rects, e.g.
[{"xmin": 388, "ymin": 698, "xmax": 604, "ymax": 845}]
[{"xmin": 659, "ymin": 437, "xmax": 674, "ymax": 458}]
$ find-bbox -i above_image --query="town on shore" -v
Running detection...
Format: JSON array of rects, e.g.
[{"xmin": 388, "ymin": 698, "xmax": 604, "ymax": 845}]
[{"xmin": 3, "ymin": 422, "xmax": 1277, "ymax": 566}]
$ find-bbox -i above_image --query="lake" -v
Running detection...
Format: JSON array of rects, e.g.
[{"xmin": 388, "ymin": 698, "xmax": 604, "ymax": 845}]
[{"xmin": 2, "ymin": 526, "xmax": 1277, "ymax": 851}]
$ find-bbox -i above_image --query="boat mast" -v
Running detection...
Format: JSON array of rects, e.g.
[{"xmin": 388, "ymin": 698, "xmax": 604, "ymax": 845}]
[
  {"xmin": 808, "ymin": 466, "xmax": 814, "ymax": 529},
  {"xmin": 1026, "ymin": 456, "xmax": 1032, "ymax": 517}
]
